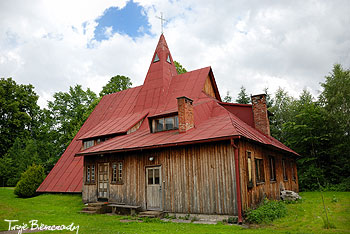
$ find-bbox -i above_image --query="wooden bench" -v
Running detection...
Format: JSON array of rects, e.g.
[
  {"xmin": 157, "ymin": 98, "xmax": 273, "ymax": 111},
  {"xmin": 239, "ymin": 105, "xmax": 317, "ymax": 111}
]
[{"xmin": 108, "ymin": 204, "xmax": 141, "ymax": 215}]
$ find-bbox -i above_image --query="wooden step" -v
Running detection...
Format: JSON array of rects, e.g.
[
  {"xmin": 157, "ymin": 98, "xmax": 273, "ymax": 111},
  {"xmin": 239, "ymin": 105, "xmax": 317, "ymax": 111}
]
[
  {"xmin": 139, "ymin": 211, "xmax": 164, "ymax": 218},
  {"xmin": 80, "ymin": 210, "xmax": 97, "ymax": 214},
  {"xmin": 82, "ymin": 206, "xmax": 99, "ymax": 211}
]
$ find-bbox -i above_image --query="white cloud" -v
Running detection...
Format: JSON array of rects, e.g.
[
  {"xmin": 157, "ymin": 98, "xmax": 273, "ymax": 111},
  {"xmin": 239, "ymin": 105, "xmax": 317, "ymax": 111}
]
[{"xmin": 0, "ymin": 0, "xmax": 349, "ymax": 107}]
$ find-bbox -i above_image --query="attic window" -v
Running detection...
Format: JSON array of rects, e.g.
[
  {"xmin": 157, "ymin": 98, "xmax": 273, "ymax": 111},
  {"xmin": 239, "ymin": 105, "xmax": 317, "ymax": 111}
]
[
  {"xmin": 166, "ymin": 54, "xmax": 171, "ymax": 64},
  {"xmin": 83, "ymin": 140, "xmax": 94, "ymax": 149},
  {"xmin": 152, "ymin": 115, "xmax": 178, "ymax": 132},
  {"xmin": 153, "ymin": 53, "xmax": 160, "ymax": 63}
]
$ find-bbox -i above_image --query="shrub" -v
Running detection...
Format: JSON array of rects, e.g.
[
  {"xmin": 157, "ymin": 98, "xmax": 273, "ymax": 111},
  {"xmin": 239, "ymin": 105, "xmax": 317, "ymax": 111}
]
[
  {"xmin": 245, "ymin": 199, "xmax": 287, "ymax": 224},
  {"xmin": 14, "ymin": 164, "xmax": 46, "ymax": 198},
  {"xmin": 227, "ymin": 216, "xmax": 238, "ymax": 224}
]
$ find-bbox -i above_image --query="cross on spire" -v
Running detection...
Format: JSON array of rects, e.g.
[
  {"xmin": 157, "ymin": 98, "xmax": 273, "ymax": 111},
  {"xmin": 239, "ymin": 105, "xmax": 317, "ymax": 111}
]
[{"xmin": 156, "ymin": 12, "xmax": 167, "ymax": 34}]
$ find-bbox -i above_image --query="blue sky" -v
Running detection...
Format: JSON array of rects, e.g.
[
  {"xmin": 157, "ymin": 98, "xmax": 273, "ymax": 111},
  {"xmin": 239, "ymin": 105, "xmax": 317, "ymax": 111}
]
[{"xmin": 93, "ymin": 1, "xmax": 151, "ymax": 41}]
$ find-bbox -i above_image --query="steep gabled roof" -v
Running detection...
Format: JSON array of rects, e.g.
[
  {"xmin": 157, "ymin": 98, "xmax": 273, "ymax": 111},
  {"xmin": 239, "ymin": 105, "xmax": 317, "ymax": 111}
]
[{"xmin": 38, "ymin": 34, "xmax": 297, "ymax": 193}]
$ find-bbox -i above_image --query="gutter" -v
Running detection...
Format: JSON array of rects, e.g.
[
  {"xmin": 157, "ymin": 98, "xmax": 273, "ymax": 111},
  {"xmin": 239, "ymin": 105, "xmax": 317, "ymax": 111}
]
[{"xmin": 231, "ymin": 137, "xmax": 243, "ymax": 224}]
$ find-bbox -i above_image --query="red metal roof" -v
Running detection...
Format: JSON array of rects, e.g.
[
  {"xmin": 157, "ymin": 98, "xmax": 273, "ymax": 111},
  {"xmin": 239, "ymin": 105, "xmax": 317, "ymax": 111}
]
[{"xmin": 38, "ymin": 34, "xmax": 298, "ymax": 193}]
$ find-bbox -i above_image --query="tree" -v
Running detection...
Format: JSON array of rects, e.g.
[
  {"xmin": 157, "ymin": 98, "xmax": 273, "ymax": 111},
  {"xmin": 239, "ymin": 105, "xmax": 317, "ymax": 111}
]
[
  {"xmin": 0, "ymin": 78, "xmax": 39, "ymax": 157},
  {"xmin": 174, "ymin": 61, "xmax": 187, "ymax": 74},
  {"xmin": 319, "ymin": 64, "xmax": 350, "ymax": 187},
  {"xmin": 99, "ymin": 75, "xmax": 132, "ymax": 97},
  {"xmin": 223, "ymin": 91, "xmax": 232, "ymax": 103},
  {"xmin": 236, "ymin": 86, "xmax": 250, "ymax": 104},
  {"xmin": 269, "ymin": 88, "xmax": 295, "ymax": 142},
  {"xmin": 48, "ymin": 85, "xmax": 97, "ymax": 150},
  {"xmin": 282, "ymin": 90, "xmax": 330, "ymax": 190},
  {"xmin": 264, "ymin": 87, "xmax": 274, "ymax": 108}
]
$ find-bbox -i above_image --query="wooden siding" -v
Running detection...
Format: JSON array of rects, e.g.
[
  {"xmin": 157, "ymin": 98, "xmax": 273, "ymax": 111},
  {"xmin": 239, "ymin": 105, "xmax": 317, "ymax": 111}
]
[
  {"xmin": 238, "ymin": 140, "xmax": 299, "ymax": 211},
  {"xmin": 82, "ymin": 141, "xmax": 238, "ymax": 215},
  {"xmin": 203, "ymin": 75, "xmax": 216, "ymax": 98}
]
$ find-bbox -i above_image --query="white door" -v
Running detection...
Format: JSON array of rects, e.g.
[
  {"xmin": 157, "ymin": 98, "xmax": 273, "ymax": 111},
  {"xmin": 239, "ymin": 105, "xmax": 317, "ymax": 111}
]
[
  {"xmin": 98, "ymin": 163, "xmax": 109, "ymax": 199},
  {"xmin": 146, "ymin": 166, "xmax": 162, "ymax": 210}
]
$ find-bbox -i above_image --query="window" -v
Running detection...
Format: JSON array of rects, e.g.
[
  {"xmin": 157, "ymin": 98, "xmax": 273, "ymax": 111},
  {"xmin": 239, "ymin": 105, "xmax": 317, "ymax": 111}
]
[
  {"xmin": 247, "ymin": 151, "xmax": 253, "ymax": 188},
  {"xmin": 147, "ymin": 168, "xmax": 160, "ymax": 185},
  {"xmin": 255, "ymin": 158, "xmax": 265, "ymax": 184},
  {"xmin": 269, "ymin": 156, "xmax": 276, "ymax": 181},
  {"xmin": 282, "ymin": 159, "xmax": 288, "ymax": 181},
  {"xmin": 86, "ymin": 164, "xmax": 95, "ymax": 184},
  {"xmin": 291, "ymin": 161, "xmax": 296, "ymax": 181},
  {"xmin": 112, "ymin": 162, "xmax": 123, "ymax": 184},
  {"xmin": 112, "ymin": 163, "xmax": 117, "ymax": 183},
  {"xmin": 152, "ymin": 116, "xmax": 179, "ymax": 132},
  {"xmin": 83, "ymin": 140, "xmax": 94, "ymax": 149},
  {"xmin": 156, "ymin": 118, "xmax": 164, "ymax": 132},
  {"xmin": 166, "ymin": 54, "xmax": 171, "ymax": 64},
  {"xmin": 153, "ymin": 53, "xmax": 160, "ymax": 62}
]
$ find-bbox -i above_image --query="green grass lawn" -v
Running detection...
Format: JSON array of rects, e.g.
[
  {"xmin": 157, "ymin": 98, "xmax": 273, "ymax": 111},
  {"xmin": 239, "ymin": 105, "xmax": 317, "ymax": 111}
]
[{"xmin": 0, "ymin": 188, "xmax": 349, "ymax": 234}]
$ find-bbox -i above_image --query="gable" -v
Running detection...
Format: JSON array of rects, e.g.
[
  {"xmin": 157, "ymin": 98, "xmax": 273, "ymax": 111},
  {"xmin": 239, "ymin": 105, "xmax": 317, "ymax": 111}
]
[{"xmin": 203, "ymin": 75, "xmax": 216, "ymax": 98}]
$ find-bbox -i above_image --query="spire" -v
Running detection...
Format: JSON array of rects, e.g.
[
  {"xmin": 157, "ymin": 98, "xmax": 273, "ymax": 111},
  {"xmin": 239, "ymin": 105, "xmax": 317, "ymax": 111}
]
[{"xmin": 133, "ymin": 34, "xmax": 177, "ymax": 113}]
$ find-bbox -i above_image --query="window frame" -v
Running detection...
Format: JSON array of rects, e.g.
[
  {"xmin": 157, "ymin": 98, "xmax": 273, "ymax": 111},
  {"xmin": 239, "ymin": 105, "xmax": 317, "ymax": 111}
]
[
  {"xmin": 269, "ymin": 156, "xmax": 276, "ymax": 182},
  {"xmin": 282, "ymin": 158, "xmax": 288, "ymax": 181},
  {"xmin": 85, "ymin": 163, "xmax": 96, "ymax": 184},
  {"xmin": 83, "ymin": 140, "xmax": 94, "ymax": 149},
  {"xmin": 291, "ymin": 161, "xmax": 296, "ymax": 181},
  {"xmin": 255, "ymin": 158, "xmax": 265, "ymax": 184},
  {"xmin": 152, "ymin": 115, "xmax": 179, "ymax": 133},
  {"xmin": 111, "ymin": 161, "xmax": 124, "ymax": 185},
  {"xmin": 246, "ymin": 151, "xmax": 253, "ymax": 189}
]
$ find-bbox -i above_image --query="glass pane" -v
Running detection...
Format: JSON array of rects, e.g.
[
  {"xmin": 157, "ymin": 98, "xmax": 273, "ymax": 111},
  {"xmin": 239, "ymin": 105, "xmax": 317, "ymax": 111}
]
[
  {"xmin": 174, "ymin": 116, "xmax": 179, "ymax": 129},
  {"xmin": 154, "ymin": 169, "xmax": 160, "ymax": 184},
  {"xmin": 153, "ymin": 53, "xmax": 159, "ymax": 62},
  {"xmin": 165, "ymin": 117, "xmax": 174, "ymax": 130},
  {"xmin": 148, "ymin": 169, "xmax": 153, "ymax": 185},
  {"xmin": 247, "ymin": 157, "xmax": 252, "ymax": 182},
  {"xmin": 167, "ymin": 54, "xmax": 171, "ymax": 63},
  {"xmin": 100, "ymin": 174, "xmax": 103, "ymax": 180},
  {"xmin": 156, "ymin": 119, "xmax": 164, "ymax": 132}
]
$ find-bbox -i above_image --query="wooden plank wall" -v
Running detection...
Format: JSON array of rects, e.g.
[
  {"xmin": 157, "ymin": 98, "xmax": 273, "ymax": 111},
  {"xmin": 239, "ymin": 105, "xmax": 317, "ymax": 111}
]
[
  {"xmin": 238, "ymin": 140, "xmax": 299, "ymax": 211},
  {"xmin": 82, "ymin": 141, "xmax": 238, "ymax": 215},
  {"xmin": 203, "ymin": 75, "xmax": 216, "ymax": 99}
]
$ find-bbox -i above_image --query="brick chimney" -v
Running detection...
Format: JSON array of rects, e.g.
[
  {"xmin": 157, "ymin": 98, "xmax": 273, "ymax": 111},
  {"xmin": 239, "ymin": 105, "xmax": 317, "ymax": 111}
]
[
  {"xmin": 177, "ymin": 96, "xmax": 194, "ymax": 133},
  {"xmin": 251, "ymin": 94, "xmax": 270, "ymax": 136}
]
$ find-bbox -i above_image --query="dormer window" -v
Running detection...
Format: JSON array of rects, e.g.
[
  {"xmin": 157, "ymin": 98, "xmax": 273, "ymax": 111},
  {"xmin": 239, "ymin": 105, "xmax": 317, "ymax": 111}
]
[
  {"xmin": 83, "ymin": 137, "xmax": 108, "ymax": 150},
  {"xmin": 83, "ymin": 140, "xmax": 94, "ymax": 149},
  {"xmin": 153, "ymin": 53, "xmax": 160, "ymax": 63},
  {"xmin": 151, "ymin": 115, "xmax": 178, "ymax": 132}
]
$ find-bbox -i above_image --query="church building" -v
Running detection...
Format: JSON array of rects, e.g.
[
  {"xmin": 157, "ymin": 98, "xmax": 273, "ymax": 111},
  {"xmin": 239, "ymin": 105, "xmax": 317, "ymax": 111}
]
[{"xmin": 38, "ymin": 34, "xmax": 299, "ymax": 221}]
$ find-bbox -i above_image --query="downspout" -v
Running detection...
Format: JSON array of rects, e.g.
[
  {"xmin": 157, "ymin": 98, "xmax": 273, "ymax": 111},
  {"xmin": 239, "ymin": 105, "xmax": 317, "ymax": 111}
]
[{"xmin": 231, "ymin": 137, "xmax": 243, "ymax": 224}]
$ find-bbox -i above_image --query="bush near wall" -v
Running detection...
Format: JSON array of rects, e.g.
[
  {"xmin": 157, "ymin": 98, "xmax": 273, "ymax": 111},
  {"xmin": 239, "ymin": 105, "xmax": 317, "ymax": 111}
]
[
  {"xmin": 245, "ymin": 199, "xmax": 288, "ymax": 224},
  {"xmin": 14, "ymin": 164, "xmax": 46, "ymax": 198}
]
